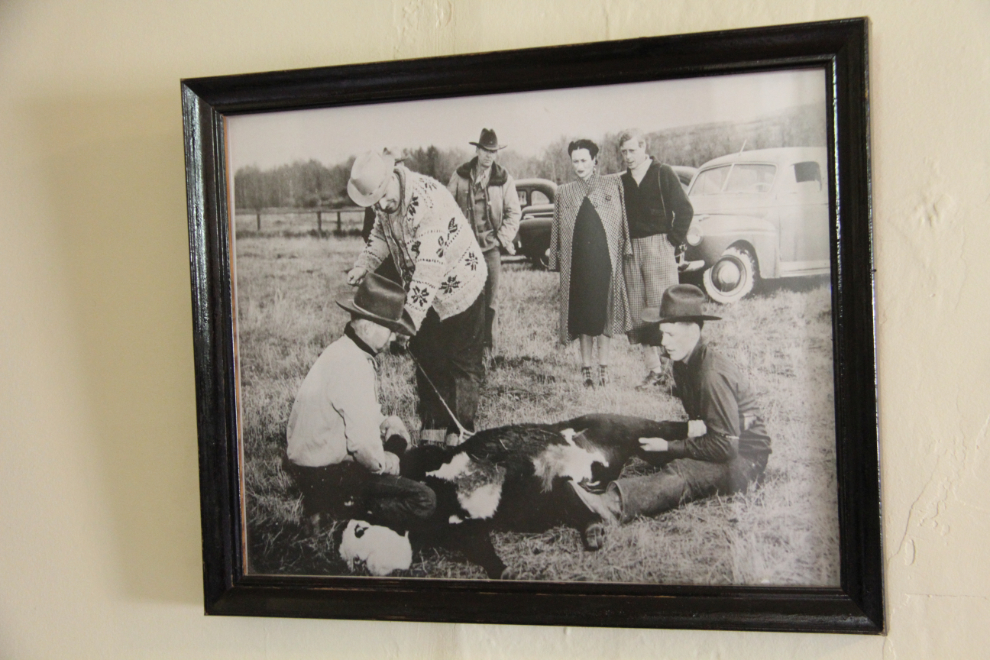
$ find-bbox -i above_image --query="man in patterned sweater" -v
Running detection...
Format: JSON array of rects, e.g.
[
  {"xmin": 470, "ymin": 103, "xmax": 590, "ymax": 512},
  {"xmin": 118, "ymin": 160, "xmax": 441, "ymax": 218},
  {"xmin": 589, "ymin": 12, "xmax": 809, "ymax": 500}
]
[{"xmin": 347, "ymin": 150, "xmax": 488, "ymax": 446}]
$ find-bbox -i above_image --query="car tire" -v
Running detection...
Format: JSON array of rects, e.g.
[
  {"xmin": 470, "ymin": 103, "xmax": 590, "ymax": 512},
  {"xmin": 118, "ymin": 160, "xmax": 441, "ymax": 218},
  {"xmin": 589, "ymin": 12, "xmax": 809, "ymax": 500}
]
[
  {"xmin": 527, "ymin": 243, "xmax": 551, "ymax": 269},
  {"xmin": 702, "ymin": 246, "xmax": 758, "ymax": 304},
  {"xmin": 538, "ymin": 247, "xmax": 551, "ymax": 270}
]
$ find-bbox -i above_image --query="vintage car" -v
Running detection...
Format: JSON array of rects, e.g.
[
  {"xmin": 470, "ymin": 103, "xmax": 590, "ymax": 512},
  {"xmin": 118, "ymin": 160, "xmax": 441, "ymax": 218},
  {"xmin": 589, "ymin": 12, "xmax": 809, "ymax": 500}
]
[
  {"xmin": 668, "ymin": 165, "xmax": 699, "ymax": 191},
  {"xmin": 513, "ymin": 178, "xmax": 556, "ymax": 267},
  {"xmin": 680, "ymin": 147, "xmax": 830, "ymax": 303},
  {"xmin": 515, "ymin": 167, "xmax": 697, "ymax": 269}
]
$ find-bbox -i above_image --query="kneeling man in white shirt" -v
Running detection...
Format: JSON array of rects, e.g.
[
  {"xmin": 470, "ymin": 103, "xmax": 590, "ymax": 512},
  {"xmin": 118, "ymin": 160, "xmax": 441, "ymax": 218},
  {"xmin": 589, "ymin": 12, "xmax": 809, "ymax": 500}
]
[{"xmin": 285, "ymin": 273, "xmax": 436, "ymax": 533}]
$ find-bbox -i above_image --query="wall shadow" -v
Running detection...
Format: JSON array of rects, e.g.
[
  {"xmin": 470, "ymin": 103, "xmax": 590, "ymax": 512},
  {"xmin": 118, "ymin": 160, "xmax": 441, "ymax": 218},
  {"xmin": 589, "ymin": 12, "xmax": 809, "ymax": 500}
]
[{"xmin": 24, "ymin": 90, "xmax": 204, "ymax": 605}]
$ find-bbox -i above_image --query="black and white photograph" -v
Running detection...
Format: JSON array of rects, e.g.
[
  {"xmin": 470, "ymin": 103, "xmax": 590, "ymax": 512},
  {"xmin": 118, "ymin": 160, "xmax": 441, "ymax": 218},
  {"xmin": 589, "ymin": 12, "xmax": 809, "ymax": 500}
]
[{"xmin": 226, "ymin": 66, "xmax": 842, "ymax": 587}]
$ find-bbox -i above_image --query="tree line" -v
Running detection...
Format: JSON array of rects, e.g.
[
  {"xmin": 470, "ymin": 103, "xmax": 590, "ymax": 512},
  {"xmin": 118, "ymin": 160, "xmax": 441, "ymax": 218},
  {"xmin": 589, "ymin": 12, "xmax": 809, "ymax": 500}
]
[{"xmin": 233, "ymin": 103, "xmax": 825, "ymax": 210}]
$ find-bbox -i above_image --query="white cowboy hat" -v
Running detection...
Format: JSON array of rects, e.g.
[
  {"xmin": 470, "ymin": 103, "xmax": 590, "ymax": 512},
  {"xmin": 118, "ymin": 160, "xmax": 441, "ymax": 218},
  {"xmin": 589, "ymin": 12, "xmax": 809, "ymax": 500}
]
[{"xmin": 347, "ymin": 150, "xmax": 396, "ymax": 207}]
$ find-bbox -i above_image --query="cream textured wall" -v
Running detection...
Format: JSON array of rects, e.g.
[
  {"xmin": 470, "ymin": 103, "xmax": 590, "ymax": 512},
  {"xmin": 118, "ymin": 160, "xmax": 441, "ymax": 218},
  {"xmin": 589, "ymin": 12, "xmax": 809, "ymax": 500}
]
[{"xmin": 0, "ymin": 1, "xmax": 987, "ymax": 658}]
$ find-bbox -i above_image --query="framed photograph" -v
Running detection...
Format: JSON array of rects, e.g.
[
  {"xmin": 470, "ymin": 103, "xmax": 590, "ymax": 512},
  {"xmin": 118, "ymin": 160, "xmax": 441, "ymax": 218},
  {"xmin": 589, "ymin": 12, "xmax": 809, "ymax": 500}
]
[{"xmin": 182, "ymin": 18, "xmax": 881, "ymax": 633}]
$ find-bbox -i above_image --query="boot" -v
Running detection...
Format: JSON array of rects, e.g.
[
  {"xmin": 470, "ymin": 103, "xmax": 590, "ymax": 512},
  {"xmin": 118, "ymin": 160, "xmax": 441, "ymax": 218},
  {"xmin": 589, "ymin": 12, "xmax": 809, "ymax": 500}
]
[{"xmin": 418, "ymin": 428, "xmax": 447, "ymax": 445}]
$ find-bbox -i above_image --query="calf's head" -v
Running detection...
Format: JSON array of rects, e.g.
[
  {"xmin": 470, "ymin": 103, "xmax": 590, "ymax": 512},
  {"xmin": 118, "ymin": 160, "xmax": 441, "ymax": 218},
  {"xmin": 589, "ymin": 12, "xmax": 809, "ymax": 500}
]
[{"xmin": 338, "ymin": 519, "xmax": 412, "ymax": 576}]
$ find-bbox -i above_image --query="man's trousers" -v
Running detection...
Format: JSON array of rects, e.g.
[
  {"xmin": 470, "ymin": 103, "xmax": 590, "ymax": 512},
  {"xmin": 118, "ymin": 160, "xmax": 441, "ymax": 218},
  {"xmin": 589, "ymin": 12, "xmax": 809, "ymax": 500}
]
[
  {"xmin": 609, "ymin": 454, "xmax": 765, "ymax": 522},
  {"xmin": 409, "ymin": 291, "xmax": 486, "ymax": 436},
  {"xmin": 624, "ymin": 234, "xmax": 679, "ymax": 345},
  {"xmin": 284, "ymin": 458, "xmax": 436, "ymax": 531},
  {"xmin": 482, "ymin": 248, "xmax": 501, "ymax": 351}
]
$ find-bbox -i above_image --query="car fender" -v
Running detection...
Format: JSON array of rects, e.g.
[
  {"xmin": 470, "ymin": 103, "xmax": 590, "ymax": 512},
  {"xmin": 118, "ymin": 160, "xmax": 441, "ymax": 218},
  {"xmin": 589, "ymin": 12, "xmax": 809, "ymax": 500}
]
[
  {"xmin": 687, "ymin": 214, "xmax": 779, "ymax": 279},
  {"xmin": 518, "ymin": 213, "xmax": 552, "ymax": 240},
  {"xmin": 517, "ymin": 208, "xmax": 553, "ymax": 266}
]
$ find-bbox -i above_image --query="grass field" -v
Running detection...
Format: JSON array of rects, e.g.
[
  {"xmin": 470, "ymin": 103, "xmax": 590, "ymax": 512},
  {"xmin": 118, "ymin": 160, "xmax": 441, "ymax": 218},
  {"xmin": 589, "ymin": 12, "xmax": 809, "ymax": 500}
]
[{"xmin": 235, "ymin": 235, "xmax": 840, "ymax": 586}]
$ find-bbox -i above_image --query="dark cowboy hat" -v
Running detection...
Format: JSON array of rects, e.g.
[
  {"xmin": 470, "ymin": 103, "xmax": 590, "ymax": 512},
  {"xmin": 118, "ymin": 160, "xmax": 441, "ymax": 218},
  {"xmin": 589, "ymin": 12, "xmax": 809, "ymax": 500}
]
[
  {"xmin": 469, "ymin": 128, "xmax": 506, "ymax": 151},
  {"xmin": 336, "ymin": 272, "xmax": 416, "ymax": 336},
  {"xmin": 642, "ymin": 284, "xmax": 722, "ymax": 324}
]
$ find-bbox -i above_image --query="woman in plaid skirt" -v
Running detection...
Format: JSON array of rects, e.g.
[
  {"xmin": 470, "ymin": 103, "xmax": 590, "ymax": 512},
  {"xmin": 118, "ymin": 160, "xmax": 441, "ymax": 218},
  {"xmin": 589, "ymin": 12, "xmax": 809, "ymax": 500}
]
[{"xmin": 549, "ymin": 139, "xmax": 632, "ymax": 387}]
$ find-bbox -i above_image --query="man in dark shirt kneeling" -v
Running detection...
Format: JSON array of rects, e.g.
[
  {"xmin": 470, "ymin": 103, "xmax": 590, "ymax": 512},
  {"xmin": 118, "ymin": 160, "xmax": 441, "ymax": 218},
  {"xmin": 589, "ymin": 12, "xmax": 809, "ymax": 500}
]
[{"xmin": 570, "ymin": 284, "xmax": 772, "ymax": 549}]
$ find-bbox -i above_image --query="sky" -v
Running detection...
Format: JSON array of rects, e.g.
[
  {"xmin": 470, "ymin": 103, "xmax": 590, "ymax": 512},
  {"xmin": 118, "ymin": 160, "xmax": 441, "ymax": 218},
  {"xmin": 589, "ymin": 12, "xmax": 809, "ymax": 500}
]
[{"xmin": 226, "ymin": 68, "xmax": 827, "ymax": 172}]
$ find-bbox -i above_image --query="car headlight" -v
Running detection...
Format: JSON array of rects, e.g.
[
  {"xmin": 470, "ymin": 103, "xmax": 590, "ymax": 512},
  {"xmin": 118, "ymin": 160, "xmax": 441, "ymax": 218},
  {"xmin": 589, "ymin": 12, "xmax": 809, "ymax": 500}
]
[{"xmin": 686, "ymin": 223, "xmax": 703, "ymax": 246}]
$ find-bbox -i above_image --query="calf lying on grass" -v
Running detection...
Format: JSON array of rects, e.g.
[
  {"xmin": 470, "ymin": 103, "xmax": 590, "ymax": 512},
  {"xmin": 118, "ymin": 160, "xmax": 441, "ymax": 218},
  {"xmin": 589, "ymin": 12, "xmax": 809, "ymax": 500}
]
[
  {"xmin": 338, "ymin": 519, "xmax": 413, "ymax": 576},
  {"xmin": 375, "ymin": 413, "xmax": 687, "ymax": 578}
]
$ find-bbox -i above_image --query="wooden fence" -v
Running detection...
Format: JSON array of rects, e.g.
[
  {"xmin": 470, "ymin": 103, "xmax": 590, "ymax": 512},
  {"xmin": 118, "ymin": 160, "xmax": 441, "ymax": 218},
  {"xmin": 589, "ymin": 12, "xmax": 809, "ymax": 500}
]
[{"xmin": 234, "ymin": 207, "xmax": 367, "ymax": 237}]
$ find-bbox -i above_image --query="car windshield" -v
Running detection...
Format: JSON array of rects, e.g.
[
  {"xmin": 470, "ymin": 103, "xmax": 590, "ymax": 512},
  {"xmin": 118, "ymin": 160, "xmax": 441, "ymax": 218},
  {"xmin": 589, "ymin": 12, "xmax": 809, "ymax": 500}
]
[
  {"xmin": 691, "ymin": 165, "xmax": 731, "ymax": 195},
  {"xmin": 723, "ymin": 164, "xmax": 776, "ymax": 193}
]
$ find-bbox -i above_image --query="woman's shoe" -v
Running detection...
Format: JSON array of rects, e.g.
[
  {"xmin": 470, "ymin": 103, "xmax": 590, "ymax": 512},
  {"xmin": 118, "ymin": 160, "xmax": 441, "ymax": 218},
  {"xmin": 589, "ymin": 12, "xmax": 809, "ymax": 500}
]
[
  {"xmin": 598, "ymin": 365, "xmax": 610, "ymax": 387},
  {"xmin": 581, "ymin": 366, "xmax": 595, "ymax": 388}
]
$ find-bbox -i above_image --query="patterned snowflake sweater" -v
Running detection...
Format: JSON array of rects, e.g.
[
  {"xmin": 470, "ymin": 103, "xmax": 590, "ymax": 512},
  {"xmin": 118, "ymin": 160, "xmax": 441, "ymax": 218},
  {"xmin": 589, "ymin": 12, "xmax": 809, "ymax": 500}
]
[{"xmin": 354, "ymin": 165, "xmax": 488, "ymax": 332}]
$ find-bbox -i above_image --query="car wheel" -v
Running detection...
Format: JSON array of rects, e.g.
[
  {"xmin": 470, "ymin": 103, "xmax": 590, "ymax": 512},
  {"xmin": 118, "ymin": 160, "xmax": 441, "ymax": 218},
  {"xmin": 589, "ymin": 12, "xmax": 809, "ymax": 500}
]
[
  {"xmin": 702, "ymin": 246, "xmax": 758, "ymax": 304},
  {"xmin": 538, "ymin": 247, "xmax": 551, "ymax": 270}
]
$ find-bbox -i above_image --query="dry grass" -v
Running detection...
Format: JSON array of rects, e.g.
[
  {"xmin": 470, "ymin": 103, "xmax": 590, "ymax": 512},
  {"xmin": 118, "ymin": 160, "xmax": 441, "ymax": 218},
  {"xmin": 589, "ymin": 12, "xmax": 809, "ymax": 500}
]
[{"xmin": 236, "ymin": 235, "xmax": 839, "ymax": 585}]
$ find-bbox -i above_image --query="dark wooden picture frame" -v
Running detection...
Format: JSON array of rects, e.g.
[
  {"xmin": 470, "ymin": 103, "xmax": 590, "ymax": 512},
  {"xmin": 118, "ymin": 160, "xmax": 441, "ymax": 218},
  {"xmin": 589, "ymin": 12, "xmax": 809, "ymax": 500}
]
[{"xmin": 182, "ymin": 18, "xmax": 881, "ymax": 633}]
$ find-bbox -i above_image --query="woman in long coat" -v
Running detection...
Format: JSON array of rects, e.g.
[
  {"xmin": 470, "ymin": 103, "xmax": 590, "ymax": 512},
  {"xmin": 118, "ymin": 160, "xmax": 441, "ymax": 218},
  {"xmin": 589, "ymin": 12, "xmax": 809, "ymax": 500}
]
[{"xmin": 549, "ymin": 139, "xmax": 632, "ymax": 387}]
